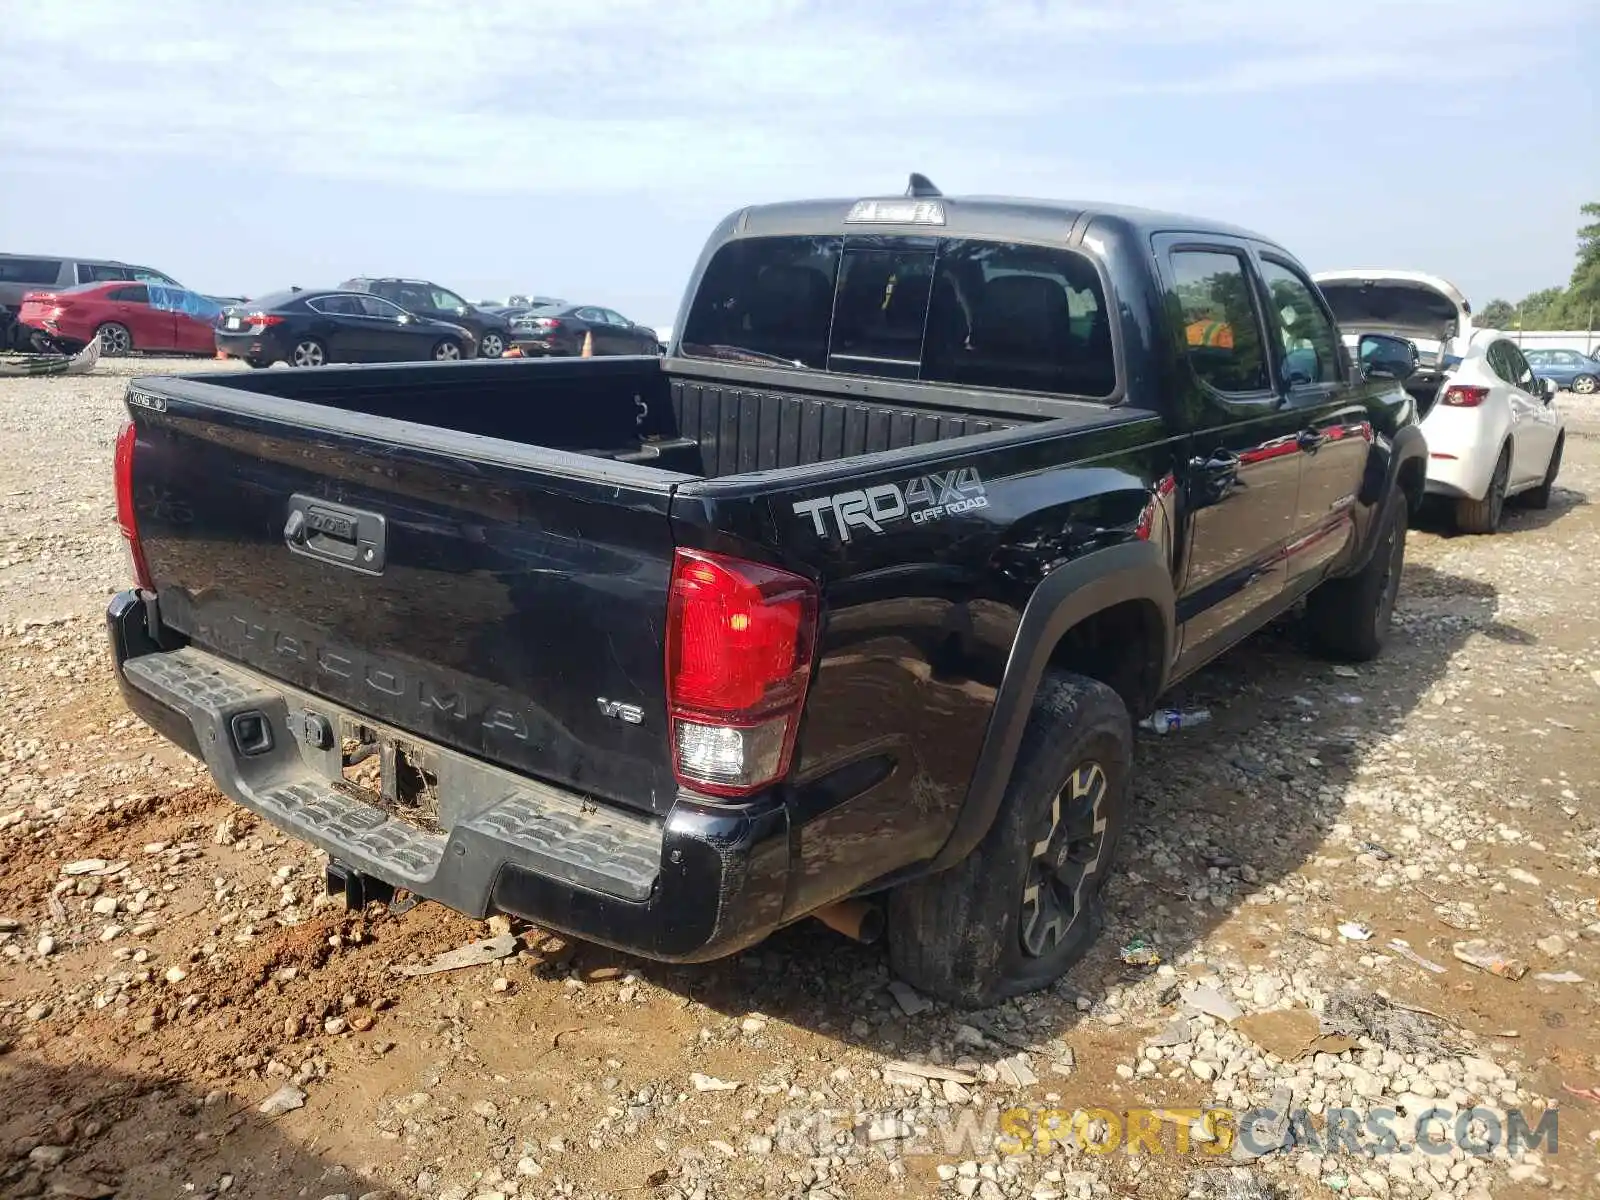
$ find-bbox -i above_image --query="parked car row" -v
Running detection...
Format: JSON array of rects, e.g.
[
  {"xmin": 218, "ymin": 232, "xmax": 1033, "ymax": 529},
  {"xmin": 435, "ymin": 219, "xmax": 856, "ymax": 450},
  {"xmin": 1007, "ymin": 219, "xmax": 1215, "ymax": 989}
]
[
  {"xmin": 216, "ymin": 279, "xmax": 662, "ymax": 368},
  {"xmin": 0, "ymin": 251, "xmax": 231, "ymax": 351},
  {"xmin": 4, "ymin": 252, "xmax": 661, "ymax": 367}
]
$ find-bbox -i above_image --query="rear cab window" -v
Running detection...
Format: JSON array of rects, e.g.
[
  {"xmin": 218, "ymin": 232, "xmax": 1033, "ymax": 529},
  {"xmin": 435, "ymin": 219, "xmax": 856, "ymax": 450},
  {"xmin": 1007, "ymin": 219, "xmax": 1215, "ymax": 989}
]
[{"xmin": 680, "ymin": 234, "xmax": 1117, "ymax": 400}]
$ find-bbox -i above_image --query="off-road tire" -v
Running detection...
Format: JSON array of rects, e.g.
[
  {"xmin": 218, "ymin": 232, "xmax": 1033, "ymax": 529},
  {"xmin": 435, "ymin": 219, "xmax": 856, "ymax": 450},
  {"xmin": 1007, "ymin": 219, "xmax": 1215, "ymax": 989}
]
[
  {"xmin": 1305, "ymin": 497, "xmax": 1407, "ymax": 662},
  {"xmin": 1454, "ymin": 444, "xmax": 1510, "ymax": 534},
  {"xmin": 1518, "ymin": 434, "xmax": 1563, "ymax": 510},
  {"xmin": 887, "ymin": 671, "xmax": 1132, "ymax": 1008}
]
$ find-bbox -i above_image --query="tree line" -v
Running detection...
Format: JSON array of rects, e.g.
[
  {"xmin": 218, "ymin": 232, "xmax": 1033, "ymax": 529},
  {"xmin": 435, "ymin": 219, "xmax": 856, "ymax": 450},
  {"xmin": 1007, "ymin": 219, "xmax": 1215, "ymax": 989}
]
[{"xmin": 1478, "ymin": 202, "xmax": 1600, "ymax": 332}]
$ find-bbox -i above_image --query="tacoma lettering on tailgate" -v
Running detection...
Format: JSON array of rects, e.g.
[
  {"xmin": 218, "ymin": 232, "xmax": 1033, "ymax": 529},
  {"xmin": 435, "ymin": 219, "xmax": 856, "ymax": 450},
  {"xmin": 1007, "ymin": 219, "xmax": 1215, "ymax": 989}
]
[{"xmin": 792, "ymin": 468, "xmax": 988, "ymax": 542}]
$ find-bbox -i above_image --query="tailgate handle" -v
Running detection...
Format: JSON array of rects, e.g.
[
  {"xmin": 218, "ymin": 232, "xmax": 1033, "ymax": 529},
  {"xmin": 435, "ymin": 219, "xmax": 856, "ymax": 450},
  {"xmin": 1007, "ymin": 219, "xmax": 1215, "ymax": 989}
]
[{"xmin": 284, "ymin": 494, "xmax": 387, "ymax": 575}]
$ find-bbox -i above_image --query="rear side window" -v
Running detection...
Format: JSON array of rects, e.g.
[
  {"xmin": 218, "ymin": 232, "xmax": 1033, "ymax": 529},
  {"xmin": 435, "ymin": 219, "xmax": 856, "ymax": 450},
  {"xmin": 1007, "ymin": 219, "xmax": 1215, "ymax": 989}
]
[
  {"xmin": 0, "ymin": 258, "xmax": 63, "ymax": 284},
  {"xmin": 1500, "ymin": 342, "xmax": 1536, "ymax": 390},
  {"xmin": 308, "ymin": 295, "xmax": 361, "ymax": 316},
  {"xmin": 131, "ymin": 268, "xmax": 181, "ymax": 287},
  {"xmin": 1168, "ymin": 250, "xmax": 1269, "ymax": 394},
  {"xmin": 681, "ymin": 235, "xmax": 1116, "ymax": 399},
  {"xmin": 78, "ymin": 263, "xmax": 135, "ymax": 284},
  {"xmin": 1486, "ymin": 342, "xmax": 1517, "ymax": 384},
  {"xmin": 392, "ymin": 284, "xmax": 434, "ymax": 311},
  {"xmin": 107, "ymin": 285, "xmax": 149, "ymax": 304},
  {"xmin": 358, "ymin": 296, "xmax": 406, "ymax": 319}
]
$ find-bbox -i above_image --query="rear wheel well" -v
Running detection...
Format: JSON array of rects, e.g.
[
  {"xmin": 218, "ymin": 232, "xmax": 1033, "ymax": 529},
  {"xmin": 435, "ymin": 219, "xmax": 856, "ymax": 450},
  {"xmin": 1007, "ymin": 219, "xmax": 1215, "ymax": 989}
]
[{"xmin": 1045, "ymin": 599, "xmax": 1164, "ymax": 718}]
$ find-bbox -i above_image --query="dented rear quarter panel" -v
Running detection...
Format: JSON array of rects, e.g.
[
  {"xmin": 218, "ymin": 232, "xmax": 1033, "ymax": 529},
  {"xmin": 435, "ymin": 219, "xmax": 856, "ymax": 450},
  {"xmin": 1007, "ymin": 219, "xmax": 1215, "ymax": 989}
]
[{"xmin": 671, "ymin": 410, "xmax": 1182, "ymax": 916}]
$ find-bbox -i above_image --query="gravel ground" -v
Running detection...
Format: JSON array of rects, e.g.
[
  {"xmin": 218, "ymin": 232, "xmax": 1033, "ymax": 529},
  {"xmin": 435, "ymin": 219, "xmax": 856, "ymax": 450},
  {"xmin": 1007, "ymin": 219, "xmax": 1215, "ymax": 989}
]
[{"xmin": 1, "ymin": 360, "xmax": 1598, "ymax": 1200}]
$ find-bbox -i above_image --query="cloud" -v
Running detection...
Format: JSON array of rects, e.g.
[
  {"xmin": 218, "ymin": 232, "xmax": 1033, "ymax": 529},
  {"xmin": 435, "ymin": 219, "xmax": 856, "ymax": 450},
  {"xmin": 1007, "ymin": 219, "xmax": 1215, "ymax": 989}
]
[{"xmin": 0, "ymin": 0, "xmax": 1585, "ymax": 202}]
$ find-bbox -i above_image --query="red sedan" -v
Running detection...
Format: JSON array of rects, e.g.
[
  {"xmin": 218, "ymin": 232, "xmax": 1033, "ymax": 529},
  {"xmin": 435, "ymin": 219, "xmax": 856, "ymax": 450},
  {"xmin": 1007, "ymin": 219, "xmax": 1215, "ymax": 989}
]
[{"xmin": 18, "ymin": 281, "xmax": 223, "ymax": 356}]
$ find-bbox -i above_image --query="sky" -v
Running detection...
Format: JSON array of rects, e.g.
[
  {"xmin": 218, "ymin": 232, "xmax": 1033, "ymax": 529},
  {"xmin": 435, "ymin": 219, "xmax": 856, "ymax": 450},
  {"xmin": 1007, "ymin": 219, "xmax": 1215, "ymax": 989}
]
[{"xmin": 2, "ymin": 0, "xmax": 1596, "ymax": 330}]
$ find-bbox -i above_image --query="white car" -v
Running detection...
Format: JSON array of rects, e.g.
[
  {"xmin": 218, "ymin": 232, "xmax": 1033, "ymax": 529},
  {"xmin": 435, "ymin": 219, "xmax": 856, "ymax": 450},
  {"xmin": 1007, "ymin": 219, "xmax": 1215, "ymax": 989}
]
[{"xmin": 1314, "ymin": 270, "xmax": 1565, "ymax": 533}]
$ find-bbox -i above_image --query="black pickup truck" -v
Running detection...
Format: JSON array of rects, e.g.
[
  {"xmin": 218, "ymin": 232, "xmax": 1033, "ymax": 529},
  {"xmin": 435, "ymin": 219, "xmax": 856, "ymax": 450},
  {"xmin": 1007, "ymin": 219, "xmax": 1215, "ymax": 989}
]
[{"xmin": 107, "ymin": 178, "xmax": 1426, "ymax": 1006}]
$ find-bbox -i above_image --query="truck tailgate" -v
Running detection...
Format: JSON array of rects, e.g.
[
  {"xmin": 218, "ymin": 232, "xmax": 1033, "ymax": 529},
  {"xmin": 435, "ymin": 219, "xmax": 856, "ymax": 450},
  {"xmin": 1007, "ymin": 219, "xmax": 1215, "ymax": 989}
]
[{"xmin": 129, "ymin": 384, "xmax": 686, "ymax": 816}]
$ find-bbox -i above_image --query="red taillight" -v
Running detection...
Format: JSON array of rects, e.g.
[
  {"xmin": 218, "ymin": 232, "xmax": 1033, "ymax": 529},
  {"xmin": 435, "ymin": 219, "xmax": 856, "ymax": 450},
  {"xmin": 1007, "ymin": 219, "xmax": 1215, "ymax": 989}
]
[
  {"xmin": 114, "ymin": 420, "xmax": 154, "ymax": 591},
  {"xmin": 533, "ymin": 317, "xmax": 562, "ymax": 330},
  {"xmin": 665, "ymin": 548, "xmax": 818, "ymax": 797},
  {"xmin": 1441, "ymin": 385, "xmax": 1489, "ymax": 408},
  {"xmin": 249, "ymin": 313, "xmax": 285, "ymax": 329}
]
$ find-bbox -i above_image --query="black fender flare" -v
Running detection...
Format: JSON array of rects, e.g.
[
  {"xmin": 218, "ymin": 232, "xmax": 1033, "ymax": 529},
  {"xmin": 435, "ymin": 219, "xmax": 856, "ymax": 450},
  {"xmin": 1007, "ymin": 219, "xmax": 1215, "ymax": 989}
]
[
  {"xmin": 928, "ymin": 539, "xmax": 1175, "ymax": 872},
  {"xmin": 1350, "ymin": 423, "xmax": 1427, "ymax": 571}
]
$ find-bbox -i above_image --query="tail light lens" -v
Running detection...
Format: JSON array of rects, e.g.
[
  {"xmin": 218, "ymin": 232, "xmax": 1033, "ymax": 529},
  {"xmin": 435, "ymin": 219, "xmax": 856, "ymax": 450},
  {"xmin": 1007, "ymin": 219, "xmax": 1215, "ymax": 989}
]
[
  {"xmin": 1441, "ymin": 385, "xmax": 1489, "ymax": 407},
  {"xmin": 532, "ymin": 318, "xmax": 562, "ymax": 330},
  {"xmin": 113, "ymin": 419, "xmax": 154, "ymax": 591},
  {"xmin": 665, "ymin": 549, "xmax": 819, "ymax": 798}
]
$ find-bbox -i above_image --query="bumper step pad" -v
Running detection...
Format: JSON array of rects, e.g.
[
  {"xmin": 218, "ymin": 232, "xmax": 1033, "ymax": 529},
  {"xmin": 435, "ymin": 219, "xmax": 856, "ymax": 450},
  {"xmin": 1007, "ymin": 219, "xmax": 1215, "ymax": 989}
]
[{"xmin": 122, "ymin": 647, "xmax": 661, "ymax": 901}]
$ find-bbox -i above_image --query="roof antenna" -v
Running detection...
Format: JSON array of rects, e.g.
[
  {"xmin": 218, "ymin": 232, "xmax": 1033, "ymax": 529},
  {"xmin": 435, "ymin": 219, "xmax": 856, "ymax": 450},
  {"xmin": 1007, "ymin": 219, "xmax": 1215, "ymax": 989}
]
[{"xmin": 906, "ymin": 173, "xmax": 941, "ymax": 198}]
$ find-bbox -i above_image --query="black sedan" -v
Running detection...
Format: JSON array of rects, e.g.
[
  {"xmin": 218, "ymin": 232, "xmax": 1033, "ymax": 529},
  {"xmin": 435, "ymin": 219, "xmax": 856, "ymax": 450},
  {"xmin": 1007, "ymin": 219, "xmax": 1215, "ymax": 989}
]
[
  {"xmin": 507, "ymin": 304, "xmax": 660, "ymax": 357},
  {"xmin": 214, "ymin": 290, "xmax": 479, "ymax": 368}
]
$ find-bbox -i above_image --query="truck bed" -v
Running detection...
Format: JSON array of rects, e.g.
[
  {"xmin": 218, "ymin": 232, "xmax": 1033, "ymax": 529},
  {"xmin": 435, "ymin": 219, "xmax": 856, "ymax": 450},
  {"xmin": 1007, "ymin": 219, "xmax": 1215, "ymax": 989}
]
[
  {"xmin": 125, "ymin": 356, "xmax": 1145, "ymax": 825},
  {"xmin": 179, "ymin": 356, "xmax": 1026, "ymax": 479}
]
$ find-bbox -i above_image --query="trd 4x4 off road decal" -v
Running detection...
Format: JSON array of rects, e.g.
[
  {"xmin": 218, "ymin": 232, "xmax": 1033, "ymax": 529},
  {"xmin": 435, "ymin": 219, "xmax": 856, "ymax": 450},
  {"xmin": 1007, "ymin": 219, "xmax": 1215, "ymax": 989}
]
[{"xmin": 792, "ymin": 467, "xmax": 988, "ymax": 542}]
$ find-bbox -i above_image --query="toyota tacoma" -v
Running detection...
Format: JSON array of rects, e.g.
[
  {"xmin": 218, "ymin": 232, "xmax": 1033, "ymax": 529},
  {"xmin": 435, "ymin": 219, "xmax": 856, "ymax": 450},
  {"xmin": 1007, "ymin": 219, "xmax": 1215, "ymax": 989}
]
[{"xmin": 106, "ymin": 177, "xmax": 1425, "ymax": 1006}]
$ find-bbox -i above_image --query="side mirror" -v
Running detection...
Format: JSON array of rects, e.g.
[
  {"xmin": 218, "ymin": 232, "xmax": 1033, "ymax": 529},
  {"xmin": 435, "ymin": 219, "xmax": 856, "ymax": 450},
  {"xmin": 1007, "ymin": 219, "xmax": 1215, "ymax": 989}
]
[
  {"xmin": 1358, "ymin": 333, "xmax": 1418, "ymax": 381},
  {"xmin": 397, "ymin": 313, "xmax": 414, "ymax": 325},
  {"xmin": 1540, "ymin": 376, "xmax": 1559, "ymax": 401}
]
